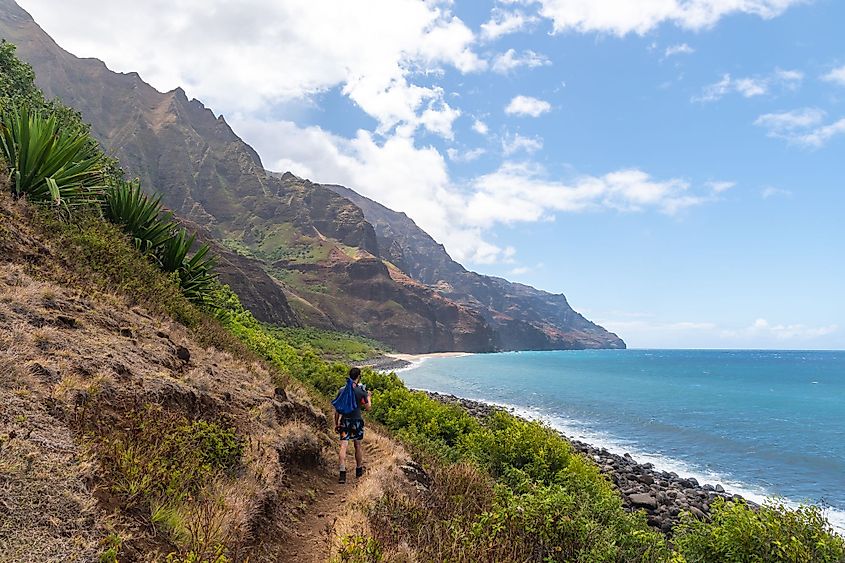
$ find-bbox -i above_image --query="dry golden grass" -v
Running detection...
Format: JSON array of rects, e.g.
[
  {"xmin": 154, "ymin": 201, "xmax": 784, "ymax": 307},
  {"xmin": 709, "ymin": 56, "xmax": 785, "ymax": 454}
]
[
  {"xmin": 0, "ymin": 260, "xmax": 335, "ymax": 561},
  {"xmin": 328, "ymin": 430, "xmax": 417, "ymax": 561}
]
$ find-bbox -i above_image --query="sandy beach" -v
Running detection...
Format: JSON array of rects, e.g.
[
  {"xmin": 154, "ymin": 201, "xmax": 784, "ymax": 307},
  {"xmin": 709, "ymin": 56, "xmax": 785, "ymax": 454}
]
[{"xmin": 385, "ymin": 351, "xmax": 472, "ymax": 362}]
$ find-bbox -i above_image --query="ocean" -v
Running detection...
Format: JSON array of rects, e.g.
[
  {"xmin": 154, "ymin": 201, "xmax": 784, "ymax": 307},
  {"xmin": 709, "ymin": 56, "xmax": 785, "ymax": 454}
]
[{"xmin": 398, "ymin": 349, "xmax": 845, "ymax": 531}]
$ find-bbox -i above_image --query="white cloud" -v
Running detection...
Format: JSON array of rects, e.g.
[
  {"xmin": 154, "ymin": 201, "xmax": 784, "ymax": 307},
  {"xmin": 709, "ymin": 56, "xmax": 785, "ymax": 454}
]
[
  {"xmin": 465, "ymin": 162, "xmax": 710, "ymax": 228},
  {"xmin": 446, "ymin": 147, "xmax": 486, "ymax": 162},
  {"xmin": 761, "ymin": 186, "xmax": 792, "ymax": 199},
  {"xmin": 722, "ymin": 318, "xmax": 839, "ymax": 341},
  {"xmin": 664, "ymin": 43, "xmax": 695, "ymax": 58},
  {"xmin": 530, "ymin": 0, "xmax": 803, "ymax": 36},
  {"xmin": 509, "ymin": 266, "xmax": 531, "ymax": 276},
  {"xmin": 706, "ymin": 181, "xmax": 736, "ymax": 193},
  {"xmin": 754, "ymin": 108, "xmax": 845, "ymax": 148},
  {"xmin": 505, "ymin": 95, "xmax": 552, "ymax": 117},
  {"xmin": 821, "ymin": 65, "xmax": 845, "ymax": 86},
  {"xmin": 502, "ymin": 133, "xmax": 544, "ymax": 155},
  {"xmin": 472, "ymin": 119, "xmax": 490, "ymax": 135},
  {"xmin": 234, "ymin": 116, "xmax": 717, "ymax": 265},
  {"xmin": 480, "ymin": 8, "xmax": 539, "ymax": 41},
  {"xmin": 492, "ymin": 49, "xmax": 551, "ymax": 74},
  {"xmin": 694, "ymin": 68, "xmax": 803, "ymax": 102},
  {"xmin": 755, "ymin": 107, "xmax": 825, "ymax": 131},
  {"xmin": 18, "ymin": 0, "xmax": 483, "ymax": 139}
]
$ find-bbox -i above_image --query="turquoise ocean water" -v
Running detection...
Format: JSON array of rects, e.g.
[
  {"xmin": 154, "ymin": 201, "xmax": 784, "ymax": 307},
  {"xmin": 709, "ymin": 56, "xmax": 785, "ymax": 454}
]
[{"xmin": 398, "ymin": 349, "xmax": 845, "ymax": 531}]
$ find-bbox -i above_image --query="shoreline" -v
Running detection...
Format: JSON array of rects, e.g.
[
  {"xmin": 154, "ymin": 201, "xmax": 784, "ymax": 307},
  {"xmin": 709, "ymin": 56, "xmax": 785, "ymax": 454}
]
[
  {"xmin": 359, "ymin": 351, "xmax": 471, "ymax": 373},
  {"xmin": 423, "ymin": 390, "xmax": 755, "ymax": 534}
]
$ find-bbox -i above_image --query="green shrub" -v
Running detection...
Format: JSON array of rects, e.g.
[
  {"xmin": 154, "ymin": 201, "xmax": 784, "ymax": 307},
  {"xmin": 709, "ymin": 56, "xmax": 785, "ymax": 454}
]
[
  {"xmin": 459, "ymin": 411, "xmax": 572, "ymax": 490},
  {"xmin": 97, "ymin": 534, "xmax": 122, "ymax": 563},
  {"xmin": 0, "ymin": 106, "xmax": 105, "ymax": 211},
  {"xmin": 157, "ymin": 228, "xmax": 218, "ymax": 306},
  {"xmin": 103, "ymin": 179, "xmax": 176, "ymax": 253},
  {"xmin": 333, "ymin": 535, "xmax": 384, "ymax": 563},
  {"xmin": 92, "ymin": 405, "xmax": 242, "ymax": 508},
  {"xmin": 673, "ymin": 498, "xmax": 845, "ymax": 562},
  {"xmin": 0, "ymin": 40, "xmax": 44, "ymax": 111}
]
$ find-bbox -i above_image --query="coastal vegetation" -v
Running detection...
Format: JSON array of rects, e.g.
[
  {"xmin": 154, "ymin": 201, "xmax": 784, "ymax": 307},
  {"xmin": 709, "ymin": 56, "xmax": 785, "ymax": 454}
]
[
  {"xmin": 1, "ymin": 39, "xmax": 843, "ymax": 562},
  {"xmin": 0, "ymin": 40, "xmax": 216, "ymax": 307}
]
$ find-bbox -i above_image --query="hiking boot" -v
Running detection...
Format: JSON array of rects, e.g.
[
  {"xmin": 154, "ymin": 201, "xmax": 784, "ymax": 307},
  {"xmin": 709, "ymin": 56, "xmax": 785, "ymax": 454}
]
[
  {"xmin": 339, "ymin": 470, "xmax": 347, "ymax": 484},
  {"xmin": 355, "ymin": 466, "xmax": 366, "ymax": 478}
]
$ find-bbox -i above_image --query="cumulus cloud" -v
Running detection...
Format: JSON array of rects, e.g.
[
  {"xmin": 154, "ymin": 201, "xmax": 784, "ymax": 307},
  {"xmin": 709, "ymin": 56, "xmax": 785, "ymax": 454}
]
[
  {"xmin": 480, "ymin": 7, "xmax": 540, "ymax": 41},
  {"xmin": 465, "ymin": 162, "xmax": 711, "ymax": 227},
  {"xmin": 18, "ymin": 0, "xmax": 483, "ymax": 138},
  {"xmin": 505, "ymin": 95, "xmax": 552, "ymax": 117},
  {"xmin": 472, "ymin": 119, "xmax": 490, "ymax": 135},
  {"xmin": 821, "ymin": 65, "xmax": 845, "ymax": 86},
  {"xmin": 754, "ymin": 108, "xmax": 845, "ymax": 148},
  {"xmin": 446, "ymin": 147, "xmax": 486, "ymax": 162},
  {"xmin": 492, "ymin": 49, "xmax": 551, "ymax": 74},
  {"xmin": 502, "ymin": 133, "xmax": 544, "ymax": 155},
  {"xmin": 528, "ymin": 0, "xmax": 803, "ymax": 36},
  {"xmin": 664, "ymin": 43, "xmax": 695, "ymax": 58},
  {"xmin": 233, "ymin": 116, "xmax": 718, "ymax": 264},
  {"xmin": 694, "ymin": 68, "xmax": 803, "ymax": 102}
]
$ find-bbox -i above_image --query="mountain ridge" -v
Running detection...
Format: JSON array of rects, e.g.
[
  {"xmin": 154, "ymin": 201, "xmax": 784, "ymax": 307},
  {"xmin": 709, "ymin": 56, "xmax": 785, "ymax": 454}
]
[{"xmin": 0, "ymin": 0, "xmax": 624, "ymax": 352}]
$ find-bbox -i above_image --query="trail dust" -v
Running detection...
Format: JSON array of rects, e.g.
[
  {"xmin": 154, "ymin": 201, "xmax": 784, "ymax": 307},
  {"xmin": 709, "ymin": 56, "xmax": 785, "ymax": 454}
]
[{"xmin": 279, "ymin": 430, "xmax": 407, "ymax": 562}]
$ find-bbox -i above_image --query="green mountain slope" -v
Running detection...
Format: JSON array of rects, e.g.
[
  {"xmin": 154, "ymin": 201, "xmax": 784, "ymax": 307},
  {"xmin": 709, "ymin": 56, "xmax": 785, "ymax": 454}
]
[{"xmin": 0, "ymin": 0, "xmax": 622, "ymax": 352}]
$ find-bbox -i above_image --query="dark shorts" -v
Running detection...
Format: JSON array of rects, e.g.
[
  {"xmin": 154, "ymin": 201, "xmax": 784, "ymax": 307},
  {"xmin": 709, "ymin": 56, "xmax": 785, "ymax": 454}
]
[{"xmin": 338, "ymin": 418, "xmax": 364, "ymax": 441}]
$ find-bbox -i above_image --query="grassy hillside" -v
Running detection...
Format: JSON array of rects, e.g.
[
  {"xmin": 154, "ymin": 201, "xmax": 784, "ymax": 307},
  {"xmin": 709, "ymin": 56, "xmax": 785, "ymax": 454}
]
[{"xmin": 1, "ymin": 40, "xmax": 843, "ymax": 563}]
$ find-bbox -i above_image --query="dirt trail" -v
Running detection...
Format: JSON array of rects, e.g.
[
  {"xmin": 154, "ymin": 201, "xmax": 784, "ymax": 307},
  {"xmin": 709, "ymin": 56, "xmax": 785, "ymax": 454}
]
[{"xmin": 280, "ymin": 437, "xmax": 395, "ymax": 563}]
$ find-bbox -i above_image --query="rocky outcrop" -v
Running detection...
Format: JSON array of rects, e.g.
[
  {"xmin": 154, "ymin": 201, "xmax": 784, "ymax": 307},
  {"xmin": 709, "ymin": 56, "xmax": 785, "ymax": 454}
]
[{"xmin": 326, "ymin": 184, "xmax": 625, "ymax": 350}]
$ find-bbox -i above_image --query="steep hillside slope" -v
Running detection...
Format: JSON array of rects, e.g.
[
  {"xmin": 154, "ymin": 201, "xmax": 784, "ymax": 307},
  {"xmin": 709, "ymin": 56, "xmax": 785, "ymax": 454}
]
[
  {"xmin": 0, "ymin": 0, "xmax": 498, "ymax": 353},
  {"xmin": 0, "ymin": 191, "xmax": 413, "ymax": 562},
  {"xmin": 327, "ymin": 183, "xmax": 625, "ymax": 350}
]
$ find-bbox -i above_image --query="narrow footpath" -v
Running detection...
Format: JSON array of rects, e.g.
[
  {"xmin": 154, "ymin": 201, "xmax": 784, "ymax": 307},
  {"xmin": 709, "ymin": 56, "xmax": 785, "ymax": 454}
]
[{"xmin": 280, "ymin": 436, "xmax": 396, "ymax": 562}]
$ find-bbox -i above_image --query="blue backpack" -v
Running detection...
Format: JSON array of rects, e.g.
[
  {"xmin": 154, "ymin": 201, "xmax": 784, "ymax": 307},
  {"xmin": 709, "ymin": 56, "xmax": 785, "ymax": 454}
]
[{"xmin": 332, "ymin": 378, "xmax": 358, "ymax": 415}]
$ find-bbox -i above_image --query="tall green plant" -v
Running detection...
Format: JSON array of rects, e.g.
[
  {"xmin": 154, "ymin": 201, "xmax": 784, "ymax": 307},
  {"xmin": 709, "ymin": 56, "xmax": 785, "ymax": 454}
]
[
  {"xmin": 159, "ymin": 229, "xmax": 218, "ymax": 306},
  {"xmin": 0, "ymin": 106, "xmax": 104, "ymax": 210},
  {"xmin": 104, "ymin": 180, "xmax": 176, "ymax": 253}
]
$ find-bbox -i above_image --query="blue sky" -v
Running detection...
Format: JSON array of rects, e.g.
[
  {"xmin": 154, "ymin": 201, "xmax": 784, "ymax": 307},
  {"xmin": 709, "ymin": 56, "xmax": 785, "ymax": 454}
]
[{"xmin": 19, "ymin": 0, "xmax": 845, "ymax": 349}]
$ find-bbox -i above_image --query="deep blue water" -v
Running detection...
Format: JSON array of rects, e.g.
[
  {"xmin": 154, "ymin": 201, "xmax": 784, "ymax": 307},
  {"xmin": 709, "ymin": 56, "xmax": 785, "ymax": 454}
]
[{"xmin": 399, "ymin": 349, "xmax": 845, "ymax": 530}]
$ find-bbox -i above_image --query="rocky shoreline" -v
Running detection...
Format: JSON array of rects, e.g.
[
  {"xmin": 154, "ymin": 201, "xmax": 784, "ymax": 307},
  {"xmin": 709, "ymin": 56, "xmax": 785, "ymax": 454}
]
[
  {"xmin": 424, "ymin": 391, "xmax": 755, "ymax": 534},
  {"xmin": 358, "ymin": 356, "xmax": 412, "ymax": 372}
]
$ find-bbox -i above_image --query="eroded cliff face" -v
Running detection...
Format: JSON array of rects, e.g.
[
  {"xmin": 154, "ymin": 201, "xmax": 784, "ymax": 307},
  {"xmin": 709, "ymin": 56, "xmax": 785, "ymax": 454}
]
[
  {"xmin": 326, "ymin": 184, "xmax": 626, "ymax": 350},
  {"xmin": 0, "ymin": 1, "xmax": 497, "ymax": 352}
]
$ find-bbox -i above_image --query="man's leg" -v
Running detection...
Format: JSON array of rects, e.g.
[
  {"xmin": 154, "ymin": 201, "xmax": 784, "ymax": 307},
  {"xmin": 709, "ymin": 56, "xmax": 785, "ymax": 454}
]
[
  {"xmin": 353, "ymin": 439, "xmax": 365, "ymax": 477},
  {"xmin": 339, "ymin": 437, "xmax": 348, "ymax": 483},
  {"xmin": 353, "ymin": 439, "xmax": 363, "ymax": 467}
]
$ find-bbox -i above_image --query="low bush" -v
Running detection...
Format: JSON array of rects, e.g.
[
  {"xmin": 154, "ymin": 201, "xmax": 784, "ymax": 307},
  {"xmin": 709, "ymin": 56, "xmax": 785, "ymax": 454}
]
[
  {"xmin": 92, "ymin": 405, "xmax": 242, "ymax": 508},
  {"xmin": 673, "ymin": 498, "xmax": 845, "ymax": 562}
]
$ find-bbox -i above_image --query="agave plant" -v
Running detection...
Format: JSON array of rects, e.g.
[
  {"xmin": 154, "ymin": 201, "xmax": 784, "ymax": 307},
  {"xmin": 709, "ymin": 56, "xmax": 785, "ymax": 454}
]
[
  {"xmin": 0, "ymin": 106, "xmax": 104, "ymax": 210},
  {"xmin": 158, "ymin": 228, "xmax": 218, "ymax": 306},
  {"xmin": 104, "ymin": 180, "xmax": 176, "ymax": 254}
]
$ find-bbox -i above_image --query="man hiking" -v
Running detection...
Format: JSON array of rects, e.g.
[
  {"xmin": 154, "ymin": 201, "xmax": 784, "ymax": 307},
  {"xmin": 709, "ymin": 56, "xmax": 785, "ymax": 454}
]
[{"xmin": 332, "ymin": 367, "xmax": 371, "ymax": 484}]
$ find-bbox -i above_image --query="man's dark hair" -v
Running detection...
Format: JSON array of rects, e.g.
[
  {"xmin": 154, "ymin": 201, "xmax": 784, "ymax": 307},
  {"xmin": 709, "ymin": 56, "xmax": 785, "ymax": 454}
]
[{"xmin": 349, "ymin": 367, "xmax": 362, "ymax": 381}]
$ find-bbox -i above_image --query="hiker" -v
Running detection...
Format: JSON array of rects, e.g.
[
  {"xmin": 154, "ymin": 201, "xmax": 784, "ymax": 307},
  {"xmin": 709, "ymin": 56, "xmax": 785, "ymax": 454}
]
[{"xmin": 332, "ymin": 366, "xmax": 372, "ymax": 484}]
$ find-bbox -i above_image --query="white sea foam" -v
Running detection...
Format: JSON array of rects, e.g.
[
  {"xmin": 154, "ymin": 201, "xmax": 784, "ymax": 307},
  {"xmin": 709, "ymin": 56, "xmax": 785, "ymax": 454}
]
[{"xmin": 404, "ymin": 383, "xmax": 845, "ymax": 535}]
